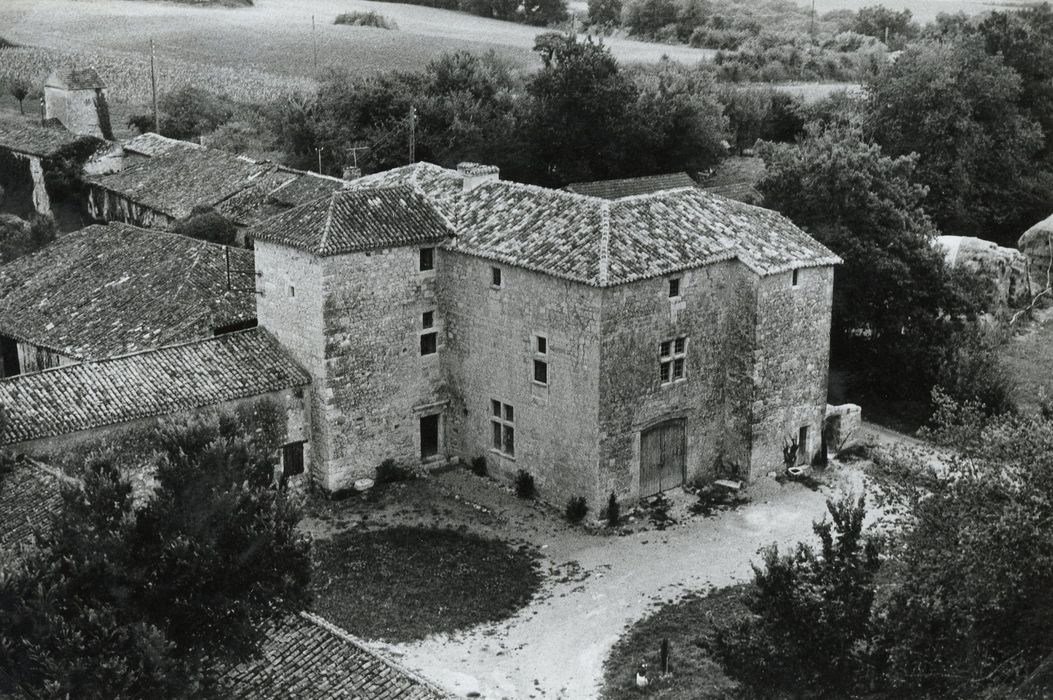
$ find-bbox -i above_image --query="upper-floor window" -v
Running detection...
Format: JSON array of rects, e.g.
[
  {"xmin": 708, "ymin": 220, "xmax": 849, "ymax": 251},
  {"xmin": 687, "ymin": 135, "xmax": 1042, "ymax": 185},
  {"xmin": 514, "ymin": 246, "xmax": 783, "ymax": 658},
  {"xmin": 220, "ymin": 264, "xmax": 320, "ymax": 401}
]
[
  {"xmin": 491, "ymin": 399, "xmax": 515, "ymax": 456},
  {"xmin": 534, "ymin": 335, "xmax": 548, "ymax": 385},
  {"xmin": 659, "ymin": 336, "xmax": 687, "ymax": 384},
  {"xmin": 536, "ymin": 335, "xmax": 547, "ymax": 355},
  {"xmin": 791, "ymin": 268, "xmax": 799, "ymax": 287},
  {"xmin": 420, "ymin": 310, "xmax": 437, "ymax": 355},
  {"xmin": 422, "ymin": 310, "xmax": 434, "ymax": 329},
  {"xmin": 668, "ymin": 277, "xmax": 681, "ymax": 298},
  {"xmin": 491, "ymin": 266, "xmax": 502, "ymax": 288},
  {"xmin": 419, "ymin": 247, "xmax": 434, "ymax": 272}
]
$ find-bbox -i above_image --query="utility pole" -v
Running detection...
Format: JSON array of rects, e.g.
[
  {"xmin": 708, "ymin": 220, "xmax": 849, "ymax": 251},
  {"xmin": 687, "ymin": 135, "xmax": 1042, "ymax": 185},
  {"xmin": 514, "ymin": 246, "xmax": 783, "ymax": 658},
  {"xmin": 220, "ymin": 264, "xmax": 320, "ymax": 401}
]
[
  {"xmin": 150, "ymin": 39, "xmax": 159, "ymax": 133},
  {"xmin": 408, "ymin": 106, "xmax": 416, "ymax": 164},
  {"xmin": 809, "ymin": 0, "xmax": 816, "ymax": 45},
  {"xmin": 312, "ymin": 15, "xmax": 318, "ymax": 71},
  {"xmin": 316, "ymin": 146, "xmax": 324, "ymax": 174}
]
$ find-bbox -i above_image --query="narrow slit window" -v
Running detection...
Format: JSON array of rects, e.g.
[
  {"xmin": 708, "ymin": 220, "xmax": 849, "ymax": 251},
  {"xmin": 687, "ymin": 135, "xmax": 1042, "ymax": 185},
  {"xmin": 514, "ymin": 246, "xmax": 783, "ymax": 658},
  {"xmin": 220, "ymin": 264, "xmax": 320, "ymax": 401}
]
[
  {"xmin": 792, "ymin": 268, "xmax": 799, "ymax": 287},
  {"xmin": 659, "ymin": 336, "xmax": 688, "ymax": 385},
  {"xmin": 289, "ymin": 285, "xmax": 296, "ymax": 298},
  {"xmin": 419, "ymin": 247, "xmax": 434, "ymax": 271},
  {"xmin": 491, "ymin": 267, "xmax": 502, "ymax": 287}
]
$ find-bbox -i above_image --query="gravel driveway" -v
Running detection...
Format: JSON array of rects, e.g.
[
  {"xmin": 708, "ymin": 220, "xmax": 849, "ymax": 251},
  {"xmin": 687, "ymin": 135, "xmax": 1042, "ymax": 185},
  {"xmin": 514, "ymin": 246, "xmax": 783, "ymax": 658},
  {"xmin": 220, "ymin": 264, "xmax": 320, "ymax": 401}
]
[{"xmin": 357, "ymin": 466, "xmax": 866, "ymax": 699}]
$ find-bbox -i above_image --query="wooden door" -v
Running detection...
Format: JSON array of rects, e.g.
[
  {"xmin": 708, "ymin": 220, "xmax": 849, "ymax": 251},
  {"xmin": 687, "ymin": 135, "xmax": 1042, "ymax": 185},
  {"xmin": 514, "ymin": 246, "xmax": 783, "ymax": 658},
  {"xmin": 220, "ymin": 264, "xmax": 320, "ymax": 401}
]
[{"xmin": 640, "ymin": 420, "xmax": 686, "ymax": 497}]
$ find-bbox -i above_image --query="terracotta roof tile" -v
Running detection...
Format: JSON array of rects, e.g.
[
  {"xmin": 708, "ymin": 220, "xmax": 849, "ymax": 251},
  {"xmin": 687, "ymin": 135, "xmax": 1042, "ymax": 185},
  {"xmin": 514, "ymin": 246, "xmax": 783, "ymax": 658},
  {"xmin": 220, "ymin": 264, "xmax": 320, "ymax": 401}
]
[
  {"xmin": 45, "ymin": 67, "xmax": 105, "ymax": 90},
  {"xmin": 0, "ymin": 328, "xmax": 309, "ymax": 446},
  {"xmin": 566, "ymin": 172, "xmax": 697, "ymax": 199},
  {"xmin": 0, "ymin": 459, "xmax": 65, "ymax": 553},
  {"xmin": 122, "ymin": 132, "xmax": 199, "ymax": 158},
  {"xmin": 251, "ymin": 185, "xmax": 454, "ymax": 256},
  {"xmin": 219, "ymin": 612, "xmax": 450, "ymax": 699},
  {"xmin": 0, "ymin": 223, "xmax": 256, "ymax": 360},
  {"xmin": 0, "ymin": 114, "xmax": 86, "ymax": 158},
  {"xmin": 346, "ymin": 163, "xmax": 839, "ymax": 284}
]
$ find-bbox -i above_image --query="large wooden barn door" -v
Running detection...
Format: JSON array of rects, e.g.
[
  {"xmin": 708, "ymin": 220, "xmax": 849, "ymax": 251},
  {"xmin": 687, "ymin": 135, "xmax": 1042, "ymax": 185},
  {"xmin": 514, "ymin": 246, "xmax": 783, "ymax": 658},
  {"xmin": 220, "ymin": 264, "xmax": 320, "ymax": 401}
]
[{"xmin": 640, "ymin": 420, "xmax": 686, "ymax": 497}]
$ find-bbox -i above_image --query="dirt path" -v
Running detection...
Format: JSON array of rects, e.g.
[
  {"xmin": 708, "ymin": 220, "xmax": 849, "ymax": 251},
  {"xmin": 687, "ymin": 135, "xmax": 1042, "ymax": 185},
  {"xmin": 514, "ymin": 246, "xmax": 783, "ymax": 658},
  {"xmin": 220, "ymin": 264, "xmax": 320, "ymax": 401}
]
[{"xmin": 350, "ymin": 470, "xmax": 864, "ymax": 699}]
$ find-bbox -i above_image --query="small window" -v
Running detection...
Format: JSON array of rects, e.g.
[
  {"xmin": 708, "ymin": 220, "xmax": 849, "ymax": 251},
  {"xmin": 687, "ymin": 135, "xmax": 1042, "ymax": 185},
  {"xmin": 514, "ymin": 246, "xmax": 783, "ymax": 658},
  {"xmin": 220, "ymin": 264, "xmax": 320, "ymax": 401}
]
[
  {"xmin": 491, "ymin": 267, "xmax": 502, "ymax": 287},
  {"xmin": 491, "ymin": 400, "xmax": 515, "ymax": 457},
  {"xmin": 659, "ymin": 335, "xmax": 688, "ymax": 385},
  {"xmin": 419, "ymin": 247, "xmax": 434, "ymax": 271},
  {"xmin": 792, "ymin": 268, "xmax": 799, "ymax": 287},
  {"xmin": 282, "ymin": 441, "xmax": 305, "ymax": 478},
  {"xmin": 422, "ymin": 311, "xmax": 434, "ymax": 329},
  {"xmin": 534, "ymin": 359, "xmax": 548, "ymax": 385},
  {"xmin": 288, "ymin": 285, "xmax": 296, "ymax": 297},
  {"xmin": 420, "ymin": 332, "xmax": 437, "ymax": 355},
  {"xmin": 536, "ymin": 335, "xmax": 547, "ymax": 355},
  {"xmin": 668, "ymin": 277, "xmax": 681, "ymax": 298}
]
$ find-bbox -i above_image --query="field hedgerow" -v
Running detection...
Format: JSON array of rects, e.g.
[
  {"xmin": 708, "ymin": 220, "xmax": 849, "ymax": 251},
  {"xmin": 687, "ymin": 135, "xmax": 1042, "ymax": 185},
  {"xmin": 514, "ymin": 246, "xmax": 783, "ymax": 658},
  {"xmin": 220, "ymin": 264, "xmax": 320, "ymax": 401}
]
[
  {"xmin": 0, "ymin": 45, "xmax": 315, "ymax": 106},
  {"xmin": 334, "ymin": 11, "xmax": 399, "ymax": 30}
]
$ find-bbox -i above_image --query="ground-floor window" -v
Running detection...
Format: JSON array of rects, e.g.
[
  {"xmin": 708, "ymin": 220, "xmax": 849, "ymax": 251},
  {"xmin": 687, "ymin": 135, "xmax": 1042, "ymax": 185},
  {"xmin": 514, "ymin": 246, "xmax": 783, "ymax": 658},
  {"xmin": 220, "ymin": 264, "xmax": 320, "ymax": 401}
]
[
  {"xmin": 282, "ymin": 441, "xmax": 306, "ymax": 478},
  {"xmin": 490, "ymin": 400, "xmax": 515, "ymax": 457}
]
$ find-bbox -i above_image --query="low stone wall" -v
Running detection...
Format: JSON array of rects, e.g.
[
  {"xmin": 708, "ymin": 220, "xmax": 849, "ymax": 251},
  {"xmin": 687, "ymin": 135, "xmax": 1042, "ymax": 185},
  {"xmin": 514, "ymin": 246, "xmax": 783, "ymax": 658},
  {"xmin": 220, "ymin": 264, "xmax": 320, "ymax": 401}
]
[{"xmin": 825, "ymin": 403, "xmax": 862, "ymax": 453}]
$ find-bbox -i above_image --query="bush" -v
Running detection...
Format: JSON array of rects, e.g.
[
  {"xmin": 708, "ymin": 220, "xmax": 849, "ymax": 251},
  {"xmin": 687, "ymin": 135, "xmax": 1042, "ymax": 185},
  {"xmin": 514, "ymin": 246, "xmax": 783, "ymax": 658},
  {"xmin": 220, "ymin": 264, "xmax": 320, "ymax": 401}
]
[
  {"xmin": 565, "ymin": 496, "xmax": 588, "ymax": 523},
  {"xmin": 604, "ymin": 492, "xmax": 620, "ymax": 527},
  {"xmin": 334, "ymin": 11, "xmax": 399, "ymax": 29},
  {"xmin": 171, "ymin": 206, "xmax": 238, "ymax": 246},
  {"xmin": 469, "ymin": 456, "xmax": 488, "ymax": 477},
  {"xmin": 514, "ymin": 469, "xmax": 536, "ymax": 499},
  {"xmin": 375, "ymin": 459, "xmax": 414, "ymax": 484}
]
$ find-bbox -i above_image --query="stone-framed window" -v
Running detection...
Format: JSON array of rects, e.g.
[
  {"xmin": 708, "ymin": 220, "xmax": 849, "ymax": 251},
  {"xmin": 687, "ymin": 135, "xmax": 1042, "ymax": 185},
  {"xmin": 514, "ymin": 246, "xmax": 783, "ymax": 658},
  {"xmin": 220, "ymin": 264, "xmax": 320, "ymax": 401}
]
[
  {"xmin": 668, "ymin": 277, "xmax": 681, "ymax": 298},
  {"xmin": 491, "ymin": 266, "xmax": 502, "ymax": 288},
  {"xmin": 659, "ymin": 336, "xmax": 687, "ymax": 384},
  {"xmin": 491, "ymin": 399, "xmax": 515, "ymax": 457},
  {"xmin": 423, "ymin": 310, "xmax": 434, "ymax": 329},
  {"xmin": 791, "ymin": 268, "xmax": 799, "ymax": 287},
  {"xmin": 533, "ymin": 334, "xmax": 548, "ymax": 385},
  {"xmin": 419, "ymin": 247, "xmax": 435, "ymax": 271},
  {"xmin": 420, "ymin": 310, "xmax": 437, "ymax": 355}
]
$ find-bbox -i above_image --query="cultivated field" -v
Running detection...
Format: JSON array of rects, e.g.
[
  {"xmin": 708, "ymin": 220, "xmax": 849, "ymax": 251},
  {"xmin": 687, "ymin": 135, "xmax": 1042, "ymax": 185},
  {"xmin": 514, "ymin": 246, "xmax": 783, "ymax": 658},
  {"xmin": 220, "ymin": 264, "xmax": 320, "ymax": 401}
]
[{"xmin": 811, "ymin": 0, "xmax": 1033, "ymax": 20}]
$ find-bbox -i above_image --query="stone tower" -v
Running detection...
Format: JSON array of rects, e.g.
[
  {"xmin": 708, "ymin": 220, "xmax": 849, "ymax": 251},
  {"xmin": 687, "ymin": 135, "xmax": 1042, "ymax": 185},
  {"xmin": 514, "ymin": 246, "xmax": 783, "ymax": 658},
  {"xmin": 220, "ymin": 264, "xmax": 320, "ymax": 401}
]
[{"xmin": 44, "ymin": 67, "xmax": 113, "ymax": 140}]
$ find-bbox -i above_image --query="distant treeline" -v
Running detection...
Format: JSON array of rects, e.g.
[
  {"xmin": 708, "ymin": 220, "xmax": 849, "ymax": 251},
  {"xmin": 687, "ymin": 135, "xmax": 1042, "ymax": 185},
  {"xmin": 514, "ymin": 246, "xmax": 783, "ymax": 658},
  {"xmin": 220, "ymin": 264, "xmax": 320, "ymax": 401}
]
[{"xmin": 371, "ymin": 0, "xmax": 566, "ymax": 26}]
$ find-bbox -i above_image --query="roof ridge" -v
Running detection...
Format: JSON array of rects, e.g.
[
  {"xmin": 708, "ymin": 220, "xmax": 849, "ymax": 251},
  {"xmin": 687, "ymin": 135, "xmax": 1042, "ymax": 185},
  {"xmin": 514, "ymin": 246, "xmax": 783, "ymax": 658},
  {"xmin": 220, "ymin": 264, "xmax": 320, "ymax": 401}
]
[
  {"xmin": 319, "ymin": 191, "xmax": 338, "ymax": 254},
  {"xmin": 598, "ymin": 201, "xmax": 611, "ymax": 286},
  {"xmin": 0, "ymin": 327, "xmax": 264, "ymax": 383}
]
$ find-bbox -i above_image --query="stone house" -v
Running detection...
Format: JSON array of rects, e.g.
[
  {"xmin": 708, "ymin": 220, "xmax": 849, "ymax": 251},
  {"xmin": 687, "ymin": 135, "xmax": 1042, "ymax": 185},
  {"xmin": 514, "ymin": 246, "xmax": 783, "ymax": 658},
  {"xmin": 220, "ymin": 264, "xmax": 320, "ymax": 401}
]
[
  {"xmin": 251, "ymin": 162, "xmax": 840, "ymax": 506},
  {"xmin": 43, "ymin": 67, "xmax": 113, "ymax": 140},
  {"xmin": 0, "ymin": 114, "xmax": 92, "ymax": 220}
]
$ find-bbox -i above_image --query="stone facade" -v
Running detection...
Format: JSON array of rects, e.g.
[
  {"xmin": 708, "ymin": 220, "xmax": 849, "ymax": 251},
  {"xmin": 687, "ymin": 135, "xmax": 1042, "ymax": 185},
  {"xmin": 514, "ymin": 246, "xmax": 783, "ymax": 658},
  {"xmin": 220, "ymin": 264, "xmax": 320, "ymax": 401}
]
[{"xmin": 44, "ymin": 84, "xmax": 110, "ymax": 140}]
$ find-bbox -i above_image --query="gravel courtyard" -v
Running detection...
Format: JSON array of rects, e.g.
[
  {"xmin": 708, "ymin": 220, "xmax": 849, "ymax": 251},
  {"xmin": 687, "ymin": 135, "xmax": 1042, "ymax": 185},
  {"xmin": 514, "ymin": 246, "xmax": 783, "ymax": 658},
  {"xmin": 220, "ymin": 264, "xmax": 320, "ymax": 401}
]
[{"xmin": 303, "ymin": 455, "xmax": 870, "ymax": 699}]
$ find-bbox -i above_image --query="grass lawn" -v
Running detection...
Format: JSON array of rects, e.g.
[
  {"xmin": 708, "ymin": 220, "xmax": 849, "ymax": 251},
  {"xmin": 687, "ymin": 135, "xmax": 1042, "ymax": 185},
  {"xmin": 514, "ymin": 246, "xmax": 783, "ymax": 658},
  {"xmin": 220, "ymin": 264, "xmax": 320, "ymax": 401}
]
[
  {"xmin": 601, "ymin": 586, "xmax": 750, "ymax": 700},
  {"xmin": 310, "ymin": 525, "xmax": 541, "ymax": 642}
]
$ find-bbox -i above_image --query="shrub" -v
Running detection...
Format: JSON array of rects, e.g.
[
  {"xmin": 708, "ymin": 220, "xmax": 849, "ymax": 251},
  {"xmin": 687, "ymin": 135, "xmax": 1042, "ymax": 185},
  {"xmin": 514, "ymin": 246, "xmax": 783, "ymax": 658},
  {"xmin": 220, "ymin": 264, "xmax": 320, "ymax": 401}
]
[
  {"xmin": 334, "ymin": 11, "xmax": 399, "ymax": 29},
  {"xmin": 376, "ymin": 459, "xmax": 414, "ymax": 484},
  {"xmin": 565, "ymin": 496, "xmax": 588, "ymax": 523},
  {"xmin": 605, "ymin": 492, "xmax": 620, "ymax": 527},
  {"xmin": 171, "ymin": 207, "xmax": 238, "ymax": 246},
  {"xmin": 469, "ymin": 456, "xmax": 488, "ymax": 477},
  {"xmin": 514, "ymin": 469, "xmax": 536, "ymax": 499}
]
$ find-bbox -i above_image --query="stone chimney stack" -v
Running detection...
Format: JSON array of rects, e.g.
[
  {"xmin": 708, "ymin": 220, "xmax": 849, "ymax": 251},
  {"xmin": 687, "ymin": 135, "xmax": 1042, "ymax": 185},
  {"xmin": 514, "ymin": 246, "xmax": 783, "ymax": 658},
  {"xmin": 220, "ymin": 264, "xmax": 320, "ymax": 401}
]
[
  {"xmin": 44, "ymin": 67, "xmax": 113, "ymax": 140},
  {"xmin": 457, "ymin": 162, "xmax": 500, "ymax": 192}
]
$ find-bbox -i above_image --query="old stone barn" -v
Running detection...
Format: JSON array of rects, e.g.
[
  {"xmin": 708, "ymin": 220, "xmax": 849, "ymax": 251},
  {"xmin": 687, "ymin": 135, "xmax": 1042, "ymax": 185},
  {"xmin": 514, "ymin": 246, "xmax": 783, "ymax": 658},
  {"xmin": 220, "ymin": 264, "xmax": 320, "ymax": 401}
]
[{"xmin": 251, "ymin": 162, "xmax": 839, "ymax": 506}]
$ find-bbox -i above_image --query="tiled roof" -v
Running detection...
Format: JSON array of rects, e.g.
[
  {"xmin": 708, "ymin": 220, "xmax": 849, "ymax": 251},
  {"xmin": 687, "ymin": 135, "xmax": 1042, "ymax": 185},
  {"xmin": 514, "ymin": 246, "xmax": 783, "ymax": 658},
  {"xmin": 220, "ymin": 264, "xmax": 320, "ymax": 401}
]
[
  {"xmin": 566, "ymin": 172, "xmax": 697, "ymax": 199},
  {"xmin": 0, "ymin": 459, "xmax": 65, "ymax": 553},
  {"xmin": 0, "ymin": 329, "xmax": 309, "ymax": 446},
  {"xmin": 86, "ymin": 147, "xmax": 275, "ymax": 220},
  {"xmin": 122, "ymin": 132, "xmax": 199, "ymax": 158},
  {"xmin": 45, "ymin": 67, "xmax": 105, "ymax": 90},
  {"xmin": 251, "ymin": 186, "xmax": 454, "ymax": 256},
  {"xmin": 0, "ymin": 223, "xmax": 256, "ymax": 360},
  {"xmin": 216, "ymin": 168, "xmax": 346, "ymax": 228},
  {"xmin": 219, "ymin": 612, "xmax": 450, "ymax": 699},
  {"xmin": 348, "ymin": 163, "xmax": 839, "ymax": 284},
  {"xmin": 0, "ymin": 114, "xmax": 85, "ymax": 158}
]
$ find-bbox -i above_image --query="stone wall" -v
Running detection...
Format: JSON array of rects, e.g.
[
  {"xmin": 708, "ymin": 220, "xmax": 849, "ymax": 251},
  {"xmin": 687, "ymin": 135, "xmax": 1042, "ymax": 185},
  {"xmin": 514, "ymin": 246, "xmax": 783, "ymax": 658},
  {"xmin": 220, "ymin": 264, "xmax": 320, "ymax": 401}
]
[
  {"xmin": 438, "ymin": 251, "xmax": 603, "ymax": 504},
  {"xmin": 0, "ymin": 150, "xmax": 50, "ymax": 219},
  {"xmin": 44, "ymin": 87, "xmax": 108, "ymax": 140},
  {"xmin": 316, "ymin": 246, "xmax": 445, "ymax": 490},
  {"xmin": 16, "ymin": 341, "xmax": 77, "ymax": 375},
  {"xmin": 87, "ymin": 187, "xmax": 174, "ymax": 229},
  {"xmin": 255, "ymin": 241, "xmax": 328, "ymax": 483},
  {"xmin": 598, "ymin": 260, "xmax": 758, "ymax": 501},
  {"xmin": 749, "ymin": 266, "xmax": 834, "ymax": 476}
]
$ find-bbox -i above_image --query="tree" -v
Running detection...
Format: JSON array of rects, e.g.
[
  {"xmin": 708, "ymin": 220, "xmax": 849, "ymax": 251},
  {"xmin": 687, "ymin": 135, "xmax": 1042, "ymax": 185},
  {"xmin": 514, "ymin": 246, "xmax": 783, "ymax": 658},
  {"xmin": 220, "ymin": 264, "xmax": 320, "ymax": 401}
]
[
  {"xmin": 871, "ymin": 398, "xmax": 1053, "ymax": 697},
  {"xmin": 131, "ymin": 86, "xmax": 237, "ymax": 140},
  {"xmin": 522, "ymin": 34, "xmax": 640, "ymax": 184},
  {"xmin": 172, "ymin": 206, "xmax": 239, "ymax": 246},
  {"xmin": 852, "ymin": 5, "xmax": 917, "ymax": 49},
  {"xmin": 866, "ymin": 37, "xmax": 1050, "ymax": 243},
  {"xmin": 587, "ymin": 0, "xmax": 621, "ymax": 27},
  {"xmin": 757, "ymin": 123, "xmax": 986, "ymax": 401},
  {"xmin": 0, "ymin": 404, "xmax": 311, "ymax": 696},
  {"xmin": 715, "ymin": 496, "xmax": 882, "ymax": 696},
  {"xmin": 0, "ymin": 213, "xmax": 57, "ymax": 263},
  {"xmin": 6, "ymin": 77, "xmax": 30, "ymax": 115}
]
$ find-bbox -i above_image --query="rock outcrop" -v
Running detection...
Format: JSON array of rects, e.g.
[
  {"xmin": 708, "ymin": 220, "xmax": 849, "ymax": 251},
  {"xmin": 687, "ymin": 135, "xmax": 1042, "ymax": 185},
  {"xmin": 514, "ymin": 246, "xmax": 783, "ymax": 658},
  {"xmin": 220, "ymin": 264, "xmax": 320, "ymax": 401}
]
[
  {"xmin": 936, "ymin": 235, "xmax": 1030, "ymax": 309},
  {"xmin": 1019, "ymin": 214, "xmax": 1053, "ymax": 295}
]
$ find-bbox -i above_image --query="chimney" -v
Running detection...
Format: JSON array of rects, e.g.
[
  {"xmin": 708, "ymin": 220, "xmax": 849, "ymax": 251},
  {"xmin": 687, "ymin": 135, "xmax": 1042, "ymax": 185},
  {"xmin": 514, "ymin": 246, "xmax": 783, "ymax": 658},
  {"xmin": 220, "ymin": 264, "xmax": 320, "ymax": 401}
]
[
  {"xmin": 457, "ymin": 162, "xmax": 499, "ymax": 192},
  {"xmin": 342, "ymin": 166, "xmax": 362, "ymax": 181}
]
